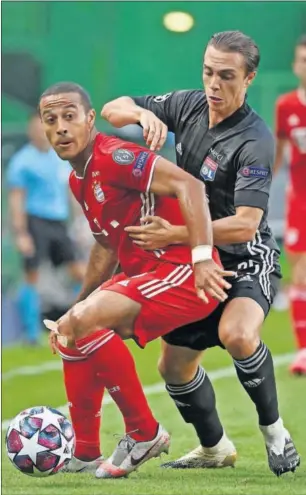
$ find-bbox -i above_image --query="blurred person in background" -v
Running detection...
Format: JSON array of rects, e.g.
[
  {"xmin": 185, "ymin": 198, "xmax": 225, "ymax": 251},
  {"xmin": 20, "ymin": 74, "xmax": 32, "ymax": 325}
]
[
  {"xmin": 6, "ymin": 113, "xmax": 85, "ymax": 345},
  {"xmin": 274, "ymin": 35, "xmax": 306, "ymax": 375}
]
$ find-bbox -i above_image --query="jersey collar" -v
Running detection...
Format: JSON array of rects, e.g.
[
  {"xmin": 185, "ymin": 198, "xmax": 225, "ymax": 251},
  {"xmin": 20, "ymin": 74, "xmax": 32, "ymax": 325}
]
[
  {"xmin": 75, "ymin": 153, "xmax": 93, "ymax": 179},
  {"xmin": 202, "ymin": 97, "xmax": 251, "ymax": 134}
]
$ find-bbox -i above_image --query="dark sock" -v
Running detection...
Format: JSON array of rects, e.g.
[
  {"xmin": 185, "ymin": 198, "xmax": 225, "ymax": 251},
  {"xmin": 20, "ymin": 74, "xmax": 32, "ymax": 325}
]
[
  {"xmin": 166, "ymin": 366, "xmax": 224, "ymax": 448},
  {"xmin": 233, "ymin": 341, "xmax": 279, "ymax": 426}
]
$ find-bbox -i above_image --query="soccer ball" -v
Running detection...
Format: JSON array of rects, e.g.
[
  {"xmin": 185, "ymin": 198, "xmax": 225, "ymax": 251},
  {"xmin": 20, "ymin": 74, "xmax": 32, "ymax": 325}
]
[{"xmin": 6, "ymin": 406, "xmax": 75, "ymax": 477}]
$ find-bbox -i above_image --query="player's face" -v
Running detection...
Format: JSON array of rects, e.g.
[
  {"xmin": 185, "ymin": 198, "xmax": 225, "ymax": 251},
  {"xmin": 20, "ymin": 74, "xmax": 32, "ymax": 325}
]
[
  {"xmin": 203, "ymin": 46, "xmax": 255, "ymax": 116},
  {"xmin": 40, "ymin": 92, "xmax": 95, "ymax": 160},
  {"xmin": 293, "ymin": 45, "xmax": 306, "ymax": 86}
]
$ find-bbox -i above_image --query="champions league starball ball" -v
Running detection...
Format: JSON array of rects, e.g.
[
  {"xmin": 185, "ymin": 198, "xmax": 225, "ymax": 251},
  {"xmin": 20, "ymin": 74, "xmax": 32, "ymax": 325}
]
[{"xmin": 6, "ymin": 406, "xmax": 75, "ymax": 477}]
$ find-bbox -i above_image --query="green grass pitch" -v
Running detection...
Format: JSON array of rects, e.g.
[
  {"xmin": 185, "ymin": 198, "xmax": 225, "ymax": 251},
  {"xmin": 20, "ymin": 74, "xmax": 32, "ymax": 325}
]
[{"xmin": 2, "ymin": 307, "xmax": 306, "ymax": 495}]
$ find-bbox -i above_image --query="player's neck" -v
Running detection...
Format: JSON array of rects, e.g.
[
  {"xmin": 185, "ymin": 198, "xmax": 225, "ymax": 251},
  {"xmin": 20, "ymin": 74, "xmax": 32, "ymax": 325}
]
[
  {"xmin": 209, "ymin": 106, "xmax": 239, "ymax": 128},
  {"xmin": 297, "ymin": 86, "xmax": 306, "ymax": 104},
  {"xmin": 70, "ymin": 129, "xmax": 98, "ymax": 177},
  {"xmin": 208, "ymin": 96, "xmax": 245, "ymax": 128}
]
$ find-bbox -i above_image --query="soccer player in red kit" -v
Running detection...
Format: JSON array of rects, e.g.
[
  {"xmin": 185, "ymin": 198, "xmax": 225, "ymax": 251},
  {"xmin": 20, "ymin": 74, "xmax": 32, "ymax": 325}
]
[
  {"xmin": 274, "ymin": 35, "xmax": 306, "ymax": 375},
  {"xmin": 39, "ymin": 82, "xmax": 234, "ymax": 479}
]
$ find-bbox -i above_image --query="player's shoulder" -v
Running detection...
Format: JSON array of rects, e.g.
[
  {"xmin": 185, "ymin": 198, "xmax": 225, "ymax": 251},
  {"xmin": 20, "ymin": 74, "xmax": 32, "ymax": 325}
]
[
  {"xmin": 276, "ymin": 90, "xmax": 298, "ymax": 109},
  {"xmin": 246, "ymin": 110, "xmax": 273, "ymax": 142},
  {"xmin": 238, "ymin": 111, "xmax": 274, "ymax": 160},
  {"xmin": 173, "ymin": 89, "xmax": 206, "ymax": 109},
  {"xmin": 95, "ymin": 132, "xmax": 147, "ymax": 155},
  {"xmin": 169, "ymin": 89, "xmax": 207, "ymax": 122}
]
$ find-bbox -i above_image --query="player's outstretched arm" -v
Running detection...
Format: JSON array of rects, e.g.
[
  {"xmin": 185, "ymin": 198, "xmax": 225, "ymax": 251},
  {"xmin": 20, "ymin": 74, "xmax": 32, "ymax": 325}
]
[
  {"xmin": 101, "ymin": 97, "xmax": 143, "ymax": 128},
  {"xmin": 101, "ymin": 98, "xmax": 168, "ymax": 151},
  {"xmin": 75, "ymin": 238, "xmax": 118, "ymax": 303}
]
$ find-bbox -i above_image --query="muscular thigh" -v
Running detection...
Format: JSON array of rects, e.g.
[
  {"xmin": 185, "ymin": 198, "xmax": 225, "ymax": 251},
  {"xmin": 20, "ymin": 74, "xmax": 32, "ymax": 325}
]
[{"xmin": 162, "ymin": 256, "xmax": 281, "ymax": 353}]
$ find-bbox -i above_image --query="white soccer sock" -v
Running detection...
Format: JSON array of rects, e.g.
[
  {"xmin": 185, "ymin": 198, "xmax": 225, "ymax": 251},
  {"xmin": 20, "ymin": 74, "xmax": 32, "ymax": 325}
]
[
  {"xmin": 202, "ymin": 432, "xmax": 234, "ymax": 454},
  {"xmin": 259, "ymin": 417, "xmax": 289, "ymax": 455}
]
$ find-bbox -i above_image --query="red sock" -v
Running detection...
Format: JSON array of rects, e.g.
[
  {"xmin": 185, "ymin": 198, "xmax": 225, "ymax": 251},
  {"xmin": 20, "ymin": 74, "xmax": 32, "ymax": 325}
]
[
  {"xmin": 76, "ymin": 332, "xmax": 159, "ymax": 442},
  {"xmin": 289, "ymin": 286, "xmax": 306, "ymax": 349},
  {"xmin": 60, "ymin": 344, "xmax": 104, "ymax": 461}
]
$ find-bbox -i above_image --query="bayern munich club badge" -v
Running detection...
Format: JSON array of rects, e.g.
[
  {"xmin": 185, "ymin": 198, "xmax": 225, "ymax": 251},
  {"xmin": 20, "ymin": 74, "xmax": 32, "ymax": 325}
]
[{"xmin": 93, "ymin": 181, "xmax": 105, "ymax": 202}]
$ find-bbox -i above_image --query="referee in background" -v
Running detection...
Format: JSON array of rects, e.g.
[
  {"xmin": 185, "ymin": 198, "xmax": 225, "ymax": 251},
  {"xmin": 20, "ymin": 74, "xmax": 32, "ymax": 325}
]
[
  {"xmin": 102, "ymin": 30, "xmax": 300, "ymax": 476},
  {"xmin": 7, "ymin": 113, "xmax": 84, "ymax": 345}
]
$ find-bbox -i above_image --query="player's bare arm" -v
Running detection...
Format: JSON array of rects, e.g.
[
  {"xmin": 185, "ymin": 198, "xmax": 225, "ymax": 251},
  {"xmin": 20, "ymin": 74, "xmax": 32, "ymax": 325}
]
[
  {"xmin": 126, "ymin": 206, "xmax": 263, "ymax": 250},
  {"xmin": 75, "ymin": 237, "xmax": 118, "ymax": 303},
  {"xmin": 46, "ymin": 238, "xmax": 118, "ymax": 354},
  {"xmin": 148, "ymin": 156, "xmax": 235, "ymax": 302},
  {"xmin": 101, "ymin": 97, "xmax": 168, "ymax": 151},
  {"xmin": 273, "ymin": 137, "xmax": 288, "ymax": 175},
  {"xmin": 8, "ymin": 188, "xmax": 35, "ymax": 257}
]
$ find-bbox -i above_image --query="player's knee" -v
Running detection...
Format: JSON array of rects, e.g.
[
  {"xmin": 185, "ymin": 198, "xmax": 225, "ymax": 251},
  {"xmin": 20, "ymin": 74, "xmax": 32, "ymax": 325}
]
[
  {"xmin": 158, "ymin": 355, "xmax": 197, "ymax": 384},
  {"xmin": 219, "ymin": 322, "xmax": 259, "ymax": 359},
  {"xmin": 69, "ymin": 302, "xmax": 88, "ymax": 339},
  {"xmin": 57, "ymin": 314, "xmax": 74, "ymax": 340}
]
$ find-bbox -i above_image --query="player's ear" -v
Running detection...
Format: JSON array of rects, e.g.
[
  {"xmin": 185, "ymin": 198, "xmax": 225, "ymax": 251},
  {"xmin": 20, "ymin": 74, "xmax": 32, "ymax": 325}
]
[
  {"xmin": 245, "ymin": 71, "xmax": 256, "ymax": 88},
  {"xmin": 88, "ymin": 109, "xmax": 96, "ymax": 128}
]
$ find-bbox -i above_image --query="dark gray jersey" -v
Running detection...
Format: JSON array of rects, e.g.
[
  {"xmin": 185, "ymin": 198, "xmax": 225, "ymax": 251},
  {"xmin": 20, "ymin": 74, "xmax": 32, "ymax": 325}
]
[{"xmin": 133, "ymin": 90, "xmax": 280, "ymax": 267}]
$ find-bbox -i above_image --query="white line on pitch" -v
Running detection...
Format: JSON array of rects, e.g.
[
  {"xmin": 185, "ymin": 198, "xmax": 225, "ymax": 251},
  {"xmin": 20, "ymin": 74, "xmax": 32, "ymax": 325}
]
[{"xmin": 1, "ymin": 352, "xmax": 293, "ymax": 431}]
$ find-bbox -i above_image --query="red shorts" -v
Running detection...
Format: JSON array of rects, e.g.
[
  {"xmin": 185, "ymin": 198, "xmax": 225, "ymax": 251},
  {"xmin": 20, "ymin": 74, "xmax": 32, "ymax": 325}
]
[
  {"xmin": 100, "ymin": 250, "xmax": 221, "ymax": 348},
  {"xmin": 284, "ymin": 189, "xmax": 306, "ymax": 253}
]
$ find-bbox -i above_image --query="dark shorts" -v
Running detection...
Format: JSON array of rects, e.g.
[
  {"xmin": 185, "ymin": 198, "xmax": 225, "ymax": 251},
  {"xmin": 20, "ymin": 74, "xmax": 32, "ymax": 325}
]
[
  {"xmin": 162, "ymin": 255, "xmax": 282, "ymax": 351},
  {"xmin": 23, "ymin": 215, "xmax": 76, "ymax": 271}
]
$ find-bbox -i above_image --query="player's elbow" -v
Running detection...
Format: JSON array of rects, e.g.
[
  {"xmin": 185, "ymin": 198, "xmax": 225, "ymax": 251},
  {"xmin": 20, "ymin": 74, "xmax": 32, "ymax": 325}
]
[
  {"xmin": 101, "ymin": 97, "xmax": 135, "ymax": 127},
  {"xmin": 101, "ymin": 102, "xmax": 117, "ymax": 125},
  {"xmin": 239, "ymin": 222, "xmax": 258, "ymax": 242},
  {"xmin": 174, "ymin": 176, "xmax": 206, "ymax": 203}
]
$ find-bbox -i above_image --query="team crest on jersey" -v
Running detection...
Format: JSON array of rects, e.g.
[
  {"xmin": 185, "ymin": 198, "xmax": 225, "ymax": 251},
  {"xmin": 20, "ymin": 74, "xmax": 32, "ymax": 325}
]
[
  {"xmin": 200, "ymin": 156, "xmax": 218, "ymax": 181},
  {"xmin": 93, "ymin": 181, "xmax": 105, "ymax": 202},
  {"xmin": 112, "ymin": 149, "xmax": 135, "ymax": 165},
  {"xmin": 288, "ymin": 114, "xmax": 300, "ymax": 126}
]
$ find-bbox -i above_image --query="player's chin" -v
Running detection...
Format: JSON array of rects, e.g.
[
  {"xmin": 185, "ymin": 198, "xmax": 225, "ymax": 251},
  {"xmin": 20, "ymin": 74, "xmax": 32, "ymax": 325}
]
[{"xmin": 55, "ymin": 145, "xmax": 77, "ymax": 161}]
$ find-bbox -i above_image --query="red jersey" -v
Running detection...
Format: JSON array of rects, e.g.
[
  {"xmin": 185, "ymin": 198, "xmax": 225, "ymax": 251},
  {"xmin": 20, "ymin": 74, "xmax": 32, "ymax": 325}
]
[
  {"xmin": 69, "ymin": 133, "xmax": 193, "ymax": 276},
  {"xmin": 275, "ymin": 89, "xmax": 306, "ymax": 194}
]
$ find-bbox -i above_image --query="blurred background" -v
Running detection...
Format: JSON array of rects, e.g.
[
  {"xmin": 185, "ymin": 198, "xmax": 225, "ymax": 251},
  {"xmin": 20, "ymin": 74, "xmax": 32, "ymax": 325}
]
[{"xmin": 1, "ymin": 1, "xmax": 304, "ymax": 346}]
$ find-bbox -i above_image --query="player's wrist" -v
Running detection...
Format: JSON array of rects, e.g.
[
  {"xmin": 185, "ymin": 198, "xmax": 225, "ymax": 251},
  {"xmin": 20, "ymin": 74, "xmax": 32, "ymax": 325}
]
[{"xmin": 192, "ymin": 245, "xmax": 213, "ymax": 265}]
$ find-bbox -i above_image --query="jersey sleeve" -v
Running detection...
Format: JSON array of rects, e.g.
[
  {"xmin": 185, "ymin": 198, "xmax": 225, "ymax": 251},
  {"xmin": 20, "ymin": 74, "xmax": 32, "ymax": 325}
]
[
  {"xmin": 133, "ymin": 90, "xmax": 190, "ymax": 132},
  {"xmin": 275, "ymin": 97, "xmax": 288, "ymax": 139},
  {"xmin": 102, "ymin": 145, "xmax": 160, "ymax": 192},
  {"xmin": 6, "ymin": 153, "xmax": 27, "ymax": 189},
  {"xmin": 234, "ymin": 137, "xmax": 274, "ymax": 211}
]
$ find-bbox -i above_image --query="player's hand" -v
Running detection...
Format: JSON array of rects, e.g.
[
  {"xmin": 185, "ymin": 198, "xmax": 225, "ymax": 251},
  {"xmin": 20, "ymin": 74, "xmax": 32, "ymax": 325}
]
[
  {"xmin": 193, "ymin": 260, "xmax": 236, "ymax": 303},
  {"xmin": 44, "ymin": 319, "xmax": 60, "ymax": 355},
  {"xmin": 139, "ymin": 110, "xmax": 168, "ymax": 151},
  {"xmin": 125, "ymin": 216, "xmax": 173, "ymax": 250},
  {"xmin": 15, "ymin": 232, "xmax": 35, "ymax": 257}
]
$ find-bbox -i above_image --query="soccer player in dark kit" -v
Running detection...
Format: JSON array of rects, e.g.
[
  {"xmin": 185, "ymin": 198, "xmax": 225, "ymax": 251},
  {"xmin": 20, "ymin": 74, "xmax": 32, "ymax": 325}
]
[{"xmin": 102, "ymin": 30, "xmax": 300, "ymax": 476}]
